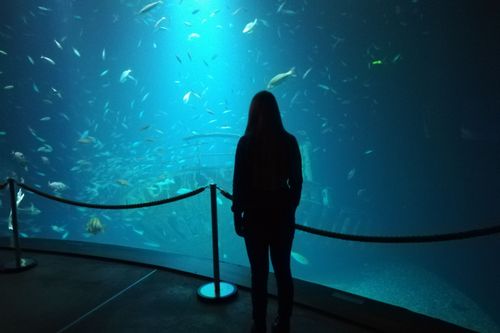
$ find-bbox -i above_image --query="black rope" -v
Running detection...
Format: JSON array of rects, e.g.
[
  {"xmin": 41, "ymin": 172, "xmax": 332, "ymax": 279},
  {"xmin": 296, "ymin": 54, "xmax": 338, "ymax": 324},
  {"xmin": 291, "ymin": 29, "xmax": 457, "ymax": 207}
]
[
  {"xmin": 294, "ymin": 224, "xmax": 500, "ymax": 243},
  {"xmin": 216, "ymin": 186, "xmax": 500, "ymax": 243},
  {"xmin": 16, "ymin": 181, "xmax": 207, "ymax": 210}
]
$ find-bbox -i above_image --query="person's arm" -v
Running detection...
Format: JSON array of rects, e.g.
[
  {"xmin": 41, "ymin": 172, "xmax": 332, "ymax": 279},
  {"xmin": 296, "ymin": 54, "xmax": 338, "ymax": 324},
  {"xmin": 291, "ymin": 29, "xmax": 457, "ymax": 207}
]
[
  {"xmin": 289, "ymin": 136, "xmax": 303, "ymax": 209},
  {"xmin": 232, "ymin": 137, "xmax": 246, "ymax": 214},
  {"xmin": 232, "ymin": 137, "xmax": 247, "ymax": 236}
]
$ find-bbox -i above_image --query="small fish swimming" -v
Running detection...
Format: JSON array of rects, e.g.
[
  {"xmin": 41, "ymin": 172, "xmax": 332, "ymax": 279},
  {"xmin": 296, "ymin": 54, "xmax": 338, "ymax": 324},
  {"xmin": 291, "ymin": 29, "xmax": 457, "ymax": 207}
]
[
  {"xmin": 291, "ymin": 251, "xmax": 309, "ymax": 265},
  {"xmin": 183, "ymin": 91, "xmax": 191, "ymax": 104},
  {"xmin": 54, "ymin": 39, "xmax": 63, "ymax": 50},
  {"xmin": 72, "ymin": 47, "xmax": 81, "ymax": 57},
  {"xmin": 139, "ymin": 1, "xmax": 163, "ymax": 14},
  {"xmin": 48, "ymin": 181, "xmax": 69, "ymax": 192},
  {"xmin": 119, "ymin": 69, "xmax": 137, "ymax": 83},
  {"xmin": 243, "ymin": 18, "xmax": 257, "ymax": 33},
  {"xmin": 267, "ymin": 67, "xmax": 295, "ymax": 89},
  {"xmin": 40, "ymin": 55, "xmax": 56, "ymax": 65},
  {"xmin": 154, "ymin": 16, "xmax": 167, "ymax": 29},
  {"xmin": 302, "ymin": 67, "xmax": 312, "ymax": 79},
  {"xmin": 187, "ymin": 32, "xmax": 200, "ymax": 40}
]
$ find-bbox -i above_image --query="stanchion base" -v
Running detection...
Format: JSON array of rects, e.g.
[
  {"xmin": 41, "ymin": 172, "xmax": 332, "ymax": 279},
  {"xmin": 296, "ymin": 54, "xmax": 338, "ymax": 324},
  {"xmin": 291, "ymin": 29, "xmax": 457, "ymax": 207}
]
[
  {"xmin": 0, "ymin": 258, "xmax": 37, "ymax": 273},
  {"xmin": 197, "ymin": 281, "xmax": 238, "ymax": 303}
]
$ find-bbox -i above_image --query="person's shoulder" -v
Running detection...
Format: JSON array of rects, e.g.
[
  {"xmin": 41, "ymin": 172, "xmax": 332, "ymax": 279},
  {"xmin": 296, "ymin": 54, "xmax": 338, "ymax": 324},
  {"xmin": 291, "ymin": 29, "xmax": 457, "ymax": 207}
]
[
  {"xmin": 237, "ymin": 135, "xmax": 250, "ymax": 148},
  {"xmin": 283, "ymin": 131, "xmax": 298, "ymax": 144}
]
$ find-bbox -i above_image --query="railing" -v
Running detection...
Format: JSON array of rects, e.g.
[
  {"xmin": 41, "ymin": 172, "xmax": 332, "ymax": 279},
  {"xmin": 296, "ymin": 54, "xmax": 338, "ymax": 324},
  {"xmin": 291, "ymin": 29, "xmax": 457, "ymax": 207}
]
[{"xmin": 1, "ymin": 178, "xmax": 500, "ymax": 301}]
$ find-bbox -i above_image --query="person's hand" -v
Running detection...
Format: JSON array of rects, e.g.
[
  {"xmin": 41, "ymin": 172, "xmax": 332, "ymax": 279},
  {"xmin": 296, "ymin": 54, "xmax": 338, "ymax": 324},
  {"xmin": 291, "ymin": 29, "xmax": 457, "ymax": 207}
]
[{"xmin": 233, "ymin": 212, "xmax": 245, "ymax": 237}]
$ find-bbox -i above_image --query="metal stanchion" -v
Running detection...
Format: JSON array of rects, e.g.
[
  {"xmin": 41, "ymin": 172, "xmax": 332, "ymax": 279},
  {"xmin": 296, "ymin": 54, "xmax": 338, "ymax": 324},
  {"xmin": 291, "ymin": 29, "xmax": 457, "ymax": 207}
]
[
  {"xmin": 197, "ymin": 184, "xmax": 237, "ymax": 302},
  {"xmin": 0, "ymin": 178, "xmax": 37, "ymax": 273}
]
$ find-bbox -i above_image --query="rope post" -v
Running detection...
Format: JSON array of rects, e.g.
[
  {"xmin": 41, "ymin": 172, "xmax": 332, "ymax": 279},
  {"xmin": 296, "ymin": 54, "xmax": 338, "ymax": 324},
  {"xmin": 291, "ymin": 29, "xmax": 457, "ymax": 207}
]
[
  {"xmin": 0, "ymin": 178, "xmax": 37, "ymax": 273},
  {"xmin": 197, "ymin": 184, "xmax": 237, "ymax": 303}
]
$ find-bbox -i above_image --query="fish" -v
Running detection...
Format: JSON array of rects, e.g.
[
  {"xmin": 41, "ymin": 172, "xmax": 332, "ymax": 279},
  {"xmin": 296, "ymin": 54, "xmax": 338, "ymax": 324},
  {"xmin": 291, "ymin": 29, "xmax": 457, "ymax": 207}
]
[
  {"xmin": 38, "ymin": 6, "xmax": 52, "ymax": 11},
  {"xmin": 347, "ymin": 168, "xmax": 356, "ymax": 180},
  {"xmin": 192, "ymin": 9, "xmax": 200, "ymax": 15},
  {"xmin": 0, "ymin": 50, "xmax": 7, "ymax": 55},
  {"xmin": 32, "ymin": 82, "xmax": 39, "ymax": 92},
  {"xmin": 243, "ymin": 18, "xmax": 257, "ymax": 33},
  {"xmin": 232, "ymin": 7, "xmax": 243, "ymax": 16},
  {"xmin": 277, "ymin": 2, "xmax": 286, "ymax": 13},
  {"xmin": 40, "ymin": 116, "xmax": 51, "ymax": 121},
  {"xmin": 37, "ymin": 144, "xmax": 53, "ymax": 153},
  {"xmin": 27, "ymin": 55, "xmax": 35, "ymax": 64},
  {"xmin": 54, "ymin": 39, "xmax": 63, "ymax": 50},
  {"xmin": 175, "ymin": 55, "xmax": 182, "ymax": 63},
  {"xmin": 116, "ymin": 179, "xmax": 129, "ymax": 186},
  {"xmin": 0, "ymin": 131, "xmax": 6, "ymax": 136},
  {"xmin": 72, "ymin": 47, "xmax": 81, "ymax": 57},
  {"xmin": 119, "ymin": 69, "xmax": 132, "ymax": 83},
  {"xmin": 188, "ymin": 32, "xmax": 200, "ymax": 40},
  {"xmin": 51, "ymin": 225, "xmax": 66, "ymax": 233},
  {"xmin": 102, "ymin": 48, "xmax": 106, "ymax": 60},
  {"xmin": 183, "ymin": 91, "xmax": 191, "ymax": 104},
  {"xmin": 154, "ymin": 16, "xmax": 167, "ymax": 29},
  {"xmin": 48, "ymin": 181, "xmax": 69, "ymax": 192},
  {"xmin": 291, "ymin": 251, "xmax": 309, "ymax": 265},
  {"xmin": 28, "ymin": 126, "xmax": 46, "ymax": 142},
  {"xmin": 302, "ymin": 67, "xmax": 312, "ymax": 79},
  {"xmin": 100, "ymin": 69, "xmax": 109, "ymax": 76},
  {"xmin": 132, "ymin": 228, "xmax": 144, "ymax": 236},
  {"xmin": 3, "ymin": 85, "xmax": 14, "ymax": 90},
  {"xmin": 139, "ymin": 1, "xmax": 163, "ymax": 14},
  {"xmin": 40, "ymin": 55, "xmax": 56, "ymax": 65},
  {"xmin": 267, "ymin": 67, "xmax": 295, "ymax": 89}
]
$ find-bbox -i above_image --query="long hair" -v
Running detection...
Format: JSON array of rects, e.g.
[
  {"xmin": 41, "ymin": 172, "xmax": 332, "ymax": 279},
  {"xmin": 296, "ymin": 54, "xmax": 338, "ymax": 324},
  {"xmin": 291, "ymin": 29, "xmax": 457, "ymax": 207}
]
[
  {"xmin": 244, "ymin": 90, "xmax": 286, "ymax": 138},
  {"xmin": 243, "ymin": 91, "xmax": 289, "ymax": 190}
]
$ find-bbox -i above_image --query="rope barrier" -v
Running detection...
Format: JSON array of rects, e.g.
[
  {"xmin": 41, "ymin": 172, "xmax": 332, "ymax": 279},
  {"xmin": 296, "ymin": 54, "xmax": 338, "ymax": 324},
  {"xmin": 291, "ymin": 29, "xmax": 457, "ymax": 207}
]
[
  {"xmin": 294, "ymin": 223, "xmax": 500, "ymax": 243},
  {"xmin": 216, "ymin": 185, "xmax": 500, "ymax": 243},
  {"xmin": 16, "ymin": 181, "xmax": 207, "ymax": 210}
]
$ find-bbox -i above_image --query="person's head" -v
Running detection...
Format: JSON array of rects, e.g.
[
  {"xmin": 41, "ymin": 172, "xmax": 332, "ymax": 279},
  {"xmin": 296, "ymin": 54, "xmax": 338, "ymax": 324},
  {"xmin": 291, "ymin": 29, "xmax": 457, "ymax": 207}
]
[{"xmin": 245, "ymin": 90, "xmax": 285, "ymax": 137}]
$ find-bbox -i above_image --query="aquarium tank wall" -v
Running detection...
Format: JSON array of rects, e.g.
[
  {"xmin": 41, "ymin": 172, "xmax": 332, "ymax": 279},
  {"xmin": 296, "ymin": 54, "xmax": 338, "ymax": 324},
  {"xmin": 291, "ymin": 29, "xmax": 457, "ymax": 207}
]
[{"xmin": 0, "ymin": 1, "xmax": 498, "ymax": 332}]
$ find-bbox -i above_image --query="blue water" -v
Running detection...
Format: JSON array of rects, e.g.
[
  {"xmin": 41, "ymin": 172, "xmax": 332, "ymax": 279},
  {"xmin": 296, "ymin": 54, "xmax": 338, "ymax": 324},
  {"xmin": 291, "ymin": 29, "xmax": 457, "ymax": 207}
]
[{"xmin": 0, "ymin": 1, "xmax": 499, "ymax": 331}]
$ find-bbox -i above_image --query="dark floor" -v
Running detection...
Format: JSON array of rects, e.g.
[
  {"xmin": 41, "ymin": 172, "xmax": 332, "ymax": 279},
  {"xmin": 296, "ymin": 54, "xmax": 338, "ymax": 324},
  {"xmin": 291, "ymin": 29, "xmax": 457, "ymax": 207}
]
[{"xmin": 0, "ymin": 250, "xmax": 372, "ymax": 333}]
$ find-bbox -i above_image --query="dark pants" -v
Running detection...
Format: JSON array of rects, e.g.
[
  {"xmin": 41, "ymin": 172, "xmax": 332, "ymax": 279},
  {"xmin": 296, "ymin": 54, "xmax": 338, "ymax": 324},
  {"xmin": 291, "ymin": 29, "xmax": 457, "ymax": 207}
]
[{"xmin": 244, "ymin": 206, "xmax": 295, "ymax": 324}]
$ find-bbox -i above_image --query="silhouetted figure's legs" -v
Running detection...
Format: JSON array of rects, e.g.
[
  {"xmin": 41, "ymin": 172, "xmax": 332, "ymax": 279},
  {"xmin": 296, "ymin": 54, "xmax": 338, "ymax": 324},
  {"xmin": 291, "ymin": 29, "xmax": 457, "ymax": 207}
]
[
  {"xmin": 245, "ymin": 234, "xmax": 269, "ymax": 330},
  {"xmin": 270, "ymin": 228, "xmax": 294, "ymax": 321}
]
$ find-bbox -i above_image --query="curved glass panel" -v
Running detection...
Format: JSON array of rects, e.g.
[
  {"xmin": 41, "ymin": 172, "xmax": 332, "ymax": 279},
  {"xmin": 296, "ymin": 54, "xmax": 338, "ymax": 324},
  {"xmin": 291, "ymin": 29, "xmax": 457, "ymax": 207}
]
[{"xmin": 0, "ymin": 1, "xmax": 498, "ymax": 332}]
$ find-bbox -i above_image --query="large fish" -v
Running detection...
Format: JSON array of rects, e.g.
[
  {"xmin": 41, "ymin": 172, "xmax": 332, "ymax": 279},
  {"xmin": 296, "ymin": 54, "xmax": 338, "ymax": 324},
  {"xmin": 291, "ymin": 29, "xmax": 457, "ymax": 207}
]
[{"xmin": 267, "ymin": 67, "xmax": 295, "ymax": 89}]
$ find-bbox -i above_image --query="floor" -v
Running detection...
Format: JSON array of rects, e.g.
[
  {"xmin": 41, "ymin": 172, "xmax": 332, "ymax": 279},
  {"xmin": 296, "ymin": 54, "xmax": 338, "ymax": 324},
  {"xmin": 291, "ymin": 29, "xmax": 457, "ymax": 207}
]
[{"xmin": 0, "ymin": 250, "xmax": 372, "ymax": 333}]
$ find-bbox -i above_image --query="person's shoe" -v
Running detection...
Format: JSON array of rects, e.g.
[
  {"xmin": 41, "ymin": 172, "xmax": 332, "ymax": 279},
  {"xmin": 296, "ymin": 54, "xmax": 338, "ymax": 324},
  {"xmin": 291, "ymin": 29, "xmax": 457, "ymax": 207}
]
[
  {"xmin": 271, "ymin": 316, "xmax": 290, "ymax": 333},
  {"xmin": 251, "ymin": 320, "xmax": 266, "ymax": 333}
]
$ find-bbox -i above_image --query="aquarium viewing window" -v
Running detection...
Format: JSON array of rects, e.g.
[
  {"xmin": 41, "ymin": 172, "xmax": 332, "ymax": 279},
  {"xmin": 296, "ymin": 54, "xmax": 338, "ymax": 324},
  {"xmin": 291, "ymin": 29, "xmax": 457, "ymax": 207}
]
[{"xmin": 0, "ymin": 1, "xmax": 499, "ymax": 332}]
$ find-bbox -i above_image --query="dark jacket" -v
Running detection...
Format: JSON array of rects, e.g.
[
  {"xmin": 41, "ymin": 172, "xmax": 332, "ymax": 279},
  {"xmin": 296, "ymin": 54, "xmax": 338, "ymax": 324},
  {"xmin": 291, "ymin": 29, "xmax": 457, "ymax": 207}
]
[{"xmin": 232, "ymin": 132, "xmax": 303, "ymax": 219}]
